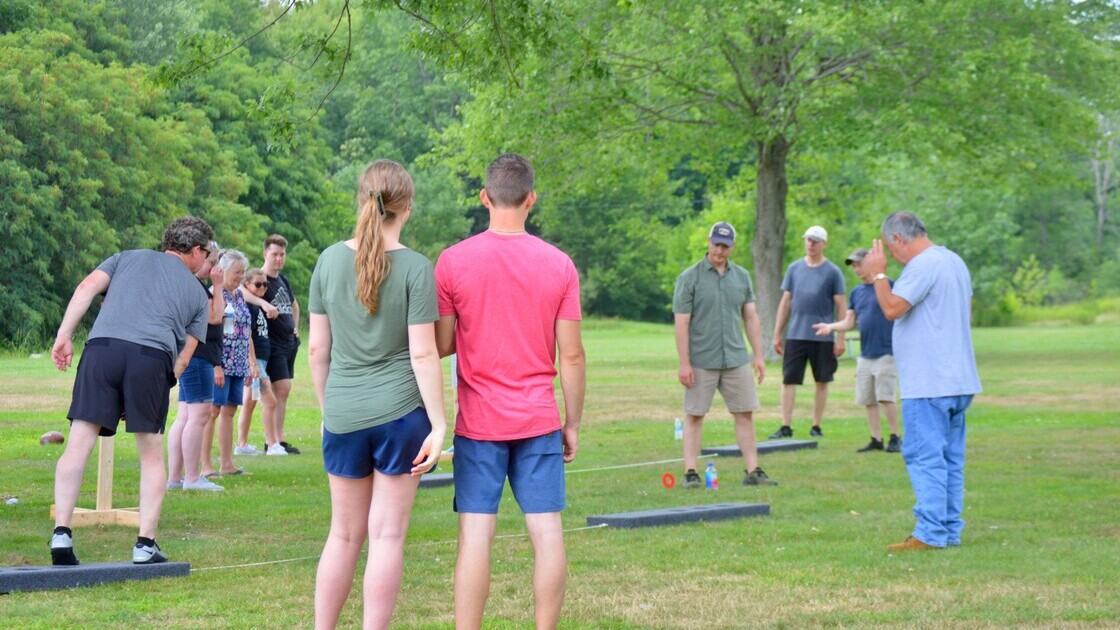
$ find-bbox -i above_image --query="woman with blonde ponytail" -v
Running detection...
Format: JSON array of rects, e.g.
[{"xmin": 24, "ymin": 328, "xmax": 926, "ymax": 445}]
[{"xmin": 307, "ymin": 160, "xmax": 447, "ymax": 630}]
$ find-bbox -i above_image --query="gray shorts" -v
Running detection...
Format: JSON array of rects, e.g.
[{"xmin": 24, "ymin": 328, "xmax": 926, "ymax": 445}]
[
  {"xmin": 855, "ymin": 355, "xmax": 897, "ymax": 406},
  {"xmin": 684, "ymin": 364, "xmax": 760, "ymax": 416}
]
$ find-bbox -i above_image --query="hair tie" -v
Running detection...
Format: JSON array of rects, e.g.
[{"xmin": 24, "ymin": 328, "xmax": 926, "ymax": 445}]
[{"xmin": 375, "ymin": 191, "xmax": 386, "ymax": 217}]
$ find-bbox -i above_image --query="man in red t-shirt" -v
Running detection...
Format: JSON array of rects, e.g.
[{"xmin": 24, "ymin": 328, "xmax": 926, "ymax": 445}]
[{"xmin": 435, "ymin": 153, "xmax": 586, "ymax": 629}]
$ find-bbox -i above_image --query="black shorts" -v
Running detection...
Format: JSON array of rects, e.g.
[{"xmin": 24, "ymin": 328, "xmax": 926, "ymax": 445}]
[
  {"xmin": 266, "ymin": 337, "xmax": 300, "ymax": 382},
  {"xmin": 782, "ymin": 339, "xmax": 838, "ymax": 385},
  {"xmin": 68, "ymin": 338, "xmax": 176, "ymax": 436}
]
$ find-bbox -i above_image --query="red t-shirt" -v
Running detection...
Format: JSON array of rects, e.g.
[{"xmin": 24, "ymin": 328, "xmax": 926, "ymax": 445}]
[{"xmin": 435, "ymin": 231, "xmax": 582, "ymax": 440}]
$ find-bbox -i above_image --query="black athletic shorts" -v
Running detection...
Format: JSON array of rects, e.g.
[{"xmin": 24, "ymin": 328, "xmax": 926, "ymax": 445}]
[
  {"xmin": 266, "ymin": 336, "xmax": 300, "ymax": 382},
  {"xmin": 68, "ymin": 338, "xmax": 176, "ymax": 436},
  {"xmin": 781, "ymin": 339, "xmax": 838, "ymax": 385}
]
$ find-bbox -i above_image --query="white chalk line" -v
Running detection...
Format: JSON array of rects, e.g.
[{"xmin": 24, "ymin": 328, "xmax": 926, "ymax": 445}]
[{"xmin": 193, "ymin": 524, "xmax": 609, "ymax": 573}]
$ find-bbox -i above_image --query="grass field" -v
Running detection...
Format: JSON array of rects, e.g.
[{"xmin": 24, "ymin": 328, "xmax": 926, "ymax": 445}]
[{"xmin": 1, "ymin": 321, "xmax": 1118, "ymax": 628}]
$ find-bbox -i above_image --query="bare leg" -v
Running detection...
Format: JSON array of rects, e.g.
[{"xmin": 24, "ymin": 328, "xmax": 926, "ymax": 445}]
[
  {"xmin": 53, "ymin": 420, "xmax": 101, "ymax": 528},
  {"xmin": 218, "ymin": 405, "xmax": 239, "ymax": 473},
  {"xmin": 882, "ymin": 400, "xmax": 900, "ymax": 436},
  {"xmin": 199, "ymin": 404, "xmax": 219, "ymax": 476},
  {"xmin": 135, "ymin": 432, "xmax": 167, "ymax": 540},
  {"xmin": 180, "ymin": 402, "xmax": 211, "ymax": 483},
  {"xmin": 166, "ymin": 402, "xmax": 188, "ymax": 484},
  {"xmin": 259, "ymin": 382, "xmax": 278, "ymax": 446},
  {"xmin": 681, "ymin": 414, "xmax": 705, "ymax": 471},
  {"xmin": 780, "ymin": 384, "xmax": 797, "ymax": 427},
  {"xmin": 237, "ymin": 386, "xmax": 254, "ymax": 448},
  {"xmin": 272, "ymin": 378, "xmax": 293, "ymax": 444},
  {"xmin": 363, "ymin": 471, "xmax": 421, "ymax": 630},
  {"xmin": 866, "ymin": 404, "xmax": 882, "ymax": 440},
  {"xmin": 315, "ymin": 474, "xmax": 372, "ymax": 630},
  {"xmin": 812, "ymin": 382, "xmax": 828, "ymax": 427},
  {"xmin": 455, "ymin": 513, "xmax": 497, "ymax": 630},
  {"xmin": 525, "ymin": 512, "xmax": 567, "ymax": 630},
  {"xmin": 732, "ymin": 411, "xmax": 760, "ymax": 472}
]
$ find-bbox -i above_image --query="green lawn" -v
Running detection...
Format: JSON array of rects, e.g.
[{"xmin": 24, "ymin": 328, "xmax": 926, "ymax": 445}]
[{"xmin": 1, "ymin": 322, "xmax": 1118, "ymax": 628}]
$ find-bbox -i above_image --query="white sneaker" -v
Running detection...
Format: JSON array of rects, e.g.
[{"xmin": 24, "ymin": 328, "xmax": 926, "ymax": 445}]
[
  {"xmin": 133, "ymin": 541, "xmax": 168, "ymax": 564},
  {"xmin": 234, "ymin": 444, "xmax": 261, "ymax": 455},
  {"xmin": 183, "ymin": 477, "xmax": 225, "ymax": 491},
  {"xmin": 166, "ymin": 480, "xmax": 183, "ymax": 490},
  {"xmin": 266, "ymin": 443, "xmax": 288, "ymax": 456}
]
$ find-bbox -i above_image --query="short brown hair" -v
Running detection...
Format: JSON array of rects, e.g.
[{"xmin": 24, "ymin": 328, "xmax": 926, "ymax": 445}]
[
  {"xmin": 484, "ymin": 153, "xmax": 534, "ymax": 208},
  {"xmin": 161, "ymin": 217, "xmax": 214, "ymax": 254},
  {"xmin": 264, "ymin": 234, "xmax": 288, "ymax": 251}
]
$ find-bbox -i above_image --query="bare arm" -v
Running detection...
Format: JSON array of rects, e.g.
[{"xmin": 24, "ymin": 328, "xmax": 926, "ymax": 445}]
[
  {"xmin": 435, "ymin": 314, "xmax": 457, "ymax": 358},
  {"xmin": 832, "ymin": 293, "xmax": 848, "ymax": 356},
  {"xmin": 674, "ymin": 313, "xmax": 694, "ymax": 388},
  {"xmin": 51, "ymin": 270, "xmax": 111, "ymax": 371},
  {"xmin": 292, "ymin": 297, "xmax": 300, "ymax": 338},
  {"xmin": 865, "ymin": 240, "xmax": 914, "ymax": 320},
  {"xmin": 207, "ymin": 266, "xmax": 225, "ymax": 324},
  {"xmin": 407, "ymin": 322, "xmax": 448, "ymax": 475},
  {"xmin": 742, "ymin": 302, "xmax": 766, "ymax": 384},
  {"xmin": 308, "ymin": 313, "xmax": 332, "ymax": 417},
  {"xmin": 242, "ymin": 287, "xmax": 279, "ymax": 318},
  {"xmin": 556, "ymin": 319, "xmax": 586, "ymax": 463},
  {"xmin": 814, "ymin": 309, "xmax": 857, "ymax": 335},
  {"xmin": 772, "ymin": 291, "xmax": 792, "ymax": 354},
  {"xmin": 173, "ymin": 336, "xmax": 199, "ymax": 378}
]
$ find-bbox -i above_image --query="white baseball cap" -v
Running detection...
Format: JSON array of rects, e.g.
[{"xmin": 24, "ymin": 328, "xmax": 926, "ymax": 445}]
[{"xmin": 802, "ymin": 225, "xmax": 828, "ymax": 242}]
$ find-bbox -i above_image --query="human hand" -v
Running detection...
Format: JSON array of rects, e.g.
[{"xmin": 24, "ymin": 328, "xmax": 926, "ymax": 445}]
[
  {"xmin": 263, "ymin": 303, "xmax": 279, "ymax": 319},
  {"xmin": 214, "ymin": 366, "xmax": 225, "ymax": 388},
  {"xmin": 773, "ymin": 338, "xmax": 784, "ymax": 355},
  {"xmin": 834, "ymin": 338, "xmax": 846, "ymax": 357},
  {"xmin": 562, "ymin": 423, "xmax": 579, "ymax": 463},
  {"xmin": 864, "ymin": 240, "xmax": 889, "ymax": 275},
  {"xmin": 812, "ymin": 322, "xmax": 832, "ymax": 337},
  {"xmin": 51, "ymin": 336, "xmax": 74, "ymax": 371},
  {"xmin": 209, "ymin": 264, "xmax": 224, "ymax": 286},
  {"xmin": 752, "ymin": 356, "xmax": 766, "ymax": 384},
  {"xmin": 410, "ymin": 425, "xmax": 446, "ymax": 476},
  {"xmin": 678, "ymin": 364, "xmax": 695, "ymax": 388}
]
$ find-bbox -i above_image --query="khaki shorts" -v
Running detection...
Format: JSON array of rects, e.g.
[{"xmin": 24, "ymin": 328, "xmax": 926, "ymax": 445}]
[
  {"xmin": 855, "ymin": 355, "xmax": 897, "ymax": 406},
  {"xmin": 684, "ymin": 364, "xmax": 760, "ymax": 416}
]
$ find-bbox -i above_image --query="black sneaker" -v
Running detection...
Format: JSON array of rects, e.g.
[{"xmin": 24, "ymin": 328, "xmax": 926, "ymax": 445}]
[
  {"xmin": 857, "ymin": 438, "xmax": 884, "ymax": 452},
  {"xmin": 886, "ymin": 434, "xmax": 902, "ymax": 453},
  {"xmin": 768, "ymin": 425, "xmax": 793, "ymax": 440},
  {"xmin": 682, "ymin": 469, "xmax": 702, "ymax": 489},
  {"xmin": 50, "ymin": 531, "xmax": 79, "ymax": 566},
  {"xmin": 280, "ymin": 441, "xmax": 301, "ymax": 455},
  {"xmin": 809, "ymin": 426, "xmax": 823, "ymax": 438},
  {"xmin": 743, "ymin": 467, "xmax": 778, "ymax": 486}
]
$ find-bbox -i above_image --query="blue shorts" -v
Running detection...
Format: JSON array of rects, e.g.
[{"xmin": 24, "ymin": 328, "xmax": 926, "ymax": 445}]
[
  {"xmin": 322, "ymin": 407, "xmax": 431, "ymax": 478},
  {"xmin": 453, "ymin": 430, "xmax": 565, "ymax": 514},
  {"xmin": 178, "ymin": 357, "xmax": 215, "ymax": 403},
  {"xmin": 213, "ymin": 374, "xmax": 246, "ymax": 406}
]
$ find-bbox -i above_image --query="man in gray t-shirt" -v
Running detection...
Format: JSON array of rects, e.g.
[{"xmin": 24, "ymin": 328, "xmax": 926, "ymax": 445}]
[
  {"xmin": 49, "ymin": 217, "xmax": 212, "ymax": 567},
  {"xmin": 770, "ymin": 225, "xmax": 847, "ymax": 441}
]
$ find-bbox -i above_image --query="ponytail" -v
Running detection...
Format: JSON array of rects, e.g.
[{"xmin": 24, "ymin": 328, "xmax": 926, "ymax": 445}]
[{"xmin": 353, "ymin": 160, "xmax": 414, "ymax": 314}]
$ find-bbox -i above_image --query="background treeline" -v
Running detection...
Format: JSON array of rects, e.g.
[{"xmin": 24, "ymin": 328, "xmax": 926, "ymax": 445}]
[{"xmin": 2, "ymin": 0, "xmax": 1119, "ymax": 348}]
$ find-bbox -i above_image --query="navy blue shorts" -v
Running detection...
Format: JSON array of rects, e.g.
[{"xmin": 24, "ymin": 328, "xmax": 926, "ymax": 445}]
[
  {"xmin": 178, "ymin": 357, "xmax": 215, "ymax": 403},
  {"xmin": 213, "ymin": 374, "xmax": 245, "ymax": 406},
  {"xmin": 68, "ymin": 338, "xmax": 175, "ymax": 436},
  {"xmin": 453, "ymin": 430, "xmax": 565, "ymax": 514},
  {"xmin": 321, "ymin": 407, "xmax": 431, "ymax": 478}
]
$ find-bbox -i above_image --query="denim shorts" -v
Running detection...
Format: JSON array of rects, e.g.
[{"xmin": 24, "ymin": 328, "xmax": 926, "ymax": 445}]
[
  {"xmin": 322, "ymin": 407, "xmax": 431, "ymax": 478},
  {"xmin": 178, "ymin": 357, "xmax": 215, "ymax": 403},
  {"xmin": 453, "ymin": 430, "xmax": 565, "ymax": 514},
  {"xmin": 212, "ymin": 374, "xmax": 245, "ymax": 407}
]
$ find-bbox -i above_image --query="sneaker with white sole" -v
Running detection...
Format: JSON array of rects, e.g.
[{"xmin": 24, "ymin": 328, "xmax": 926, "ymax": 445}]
[
  {"xmin": 166, "ymin": 480, "xmax": 183, "ymax": 490},
  {"xmin": 132, "ymin": 541, "xmax": 168, "ymax": 564},
  {"xmin": 234, "ymin": 444, "xmax": 261, "ymax": 455},
  {"xmin": 183, "ymin": 477, "xmax": 225, "ymax": 491},
  {"xmin": 266, "ymin": 443, "xmax": 288, "ymax": 456},
  {"xmin": 50, "ymin": 531, "xmax": 79, "ymax": 566}
]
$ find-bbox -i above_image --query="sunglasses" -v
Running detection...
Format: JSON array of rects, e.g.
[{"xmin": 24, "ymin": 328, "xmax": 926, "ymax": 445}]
[
  {"xmin": 250, "ymin": 282, "xmax": 268, "ymax": 288},
  {"xmin": 199, "ymin": 246, "xmax": 211, "ymax": 258}
]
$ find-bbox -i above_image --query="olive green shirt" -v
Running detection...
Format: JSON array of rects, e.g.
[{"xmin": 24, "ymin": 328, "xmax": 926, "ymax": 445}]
[
  {"xmin": 673, "ymin": 256, "xmax": 755, "ymax": 370},
  {"xmin": 308, "ymin": 243, "xmax": 438, "ymax": 434}
]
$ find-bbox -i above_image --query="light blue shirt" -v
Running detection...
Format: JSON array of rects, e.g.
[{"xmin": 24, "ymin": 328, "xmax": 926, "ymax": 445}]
[{"xmin": 891, "ymin": 246, "xmax": 982, "ymax": 399}]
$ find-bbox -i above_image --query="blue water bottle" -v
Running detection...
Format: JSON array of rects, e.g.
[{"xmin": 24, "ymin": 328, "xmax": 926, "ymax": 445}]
[
  {"xmin": 674, "ymin": 418, "xmax": 683, "ymax": 441},
  {"xmin": 705, "ymin": 461, "xmax": 719, "ymax": 490}
]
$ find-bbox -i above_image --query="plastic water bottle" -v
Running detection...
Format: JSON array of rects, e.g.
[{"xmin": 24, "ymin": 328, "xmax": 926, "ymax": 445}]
[
  {"xmin": 250, "ymin": 378, "xmax": 261, "ymax": 401},
  {"xmin": 705, "ymin": 461, "xmax": 719, "ymax": 490},
  {"xmin": 222, "ymin": 302, "xmax": 235, "ymax": 335},
  {"xmin": 674, "ymin": 418, "xmax": 683, "ymax": 441}
]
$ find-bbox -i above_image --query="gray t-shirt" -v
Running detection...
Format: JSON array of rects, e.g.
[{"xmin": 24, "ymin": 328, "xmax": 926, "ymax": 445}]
[
  {"xmin": 780, "ymin": 258, "xmax": 846, "ymax": 341},
  {"xmin": 89, "ymin": 250, "xmax": 209, "ymax": 358},
  {"xmin": 308, "ymin": 242, "xmax": 439, "ymax": 434},
  {"xmin": 892, "ymin": 246, "xmax": 982, "ymax": 399}
]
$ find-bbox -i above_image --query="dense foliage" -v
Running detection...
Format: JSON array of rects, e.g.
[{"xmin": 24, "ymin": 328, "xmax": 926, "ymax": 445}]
[{"xmin": 2, "ymin": 0, "xmax": 1118, "ymax": 347}]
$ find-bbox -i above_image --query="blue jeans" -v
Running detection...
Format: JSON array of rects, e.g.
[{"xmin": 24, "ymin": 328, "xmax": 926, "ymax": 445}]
[{"xmin": 901, "ymin": 395, "xmax": 972, "ymax": 547}]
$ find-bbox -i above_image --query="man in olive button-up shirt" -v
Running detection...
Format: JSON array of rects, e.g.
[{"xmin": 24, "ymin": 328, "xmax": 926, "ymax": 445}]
[{"xmin": 672, "ymin": 222, "xmax": 777, "ymax": 488}]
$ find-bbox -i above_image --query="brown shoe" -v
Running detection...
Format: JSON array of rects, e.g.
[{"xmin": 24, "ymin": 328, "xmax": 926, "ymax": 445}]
[{"xmin": 887, "ymin": 536, "xmax": 940, "ymax": 552}]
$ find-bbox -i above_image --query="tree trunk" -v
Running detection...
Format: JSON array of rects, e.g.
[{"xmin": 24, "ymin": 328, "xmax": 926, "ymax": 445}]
[{"xmin": 752, "ymin": 135, "xmax": 790, "ymax": 362}]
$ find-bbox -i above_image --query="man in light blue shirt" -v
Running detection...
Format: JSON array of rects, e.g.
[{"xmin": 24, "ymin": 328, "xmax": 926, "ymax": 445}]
[{"xmin": 863, "ymin": 212, "xmax": 982, "ymax": 552}]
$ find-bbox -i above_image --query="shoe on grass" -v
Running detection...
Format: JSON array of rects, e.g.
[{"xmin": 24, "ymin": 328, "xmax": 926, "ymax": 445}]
[
  {"xmin": 743, "ymin": 467, "xmax": 778, "ymax": 486},
  {"xmin": 166, "ymin": 479, "xmax": 183, "ymax": 490},
  {"xmin": 266, "ymin": 443, "xmax": 288, "ymax": 456},
  {"xmin": 682, "ymin": 469, "xmax": 702, "ymax": 489},
  {"xmin": 809, "ymin": 426, "xmax": 823, "ymax": 438},
  {"xmin": 50, "ymin": 531, "xmax": 79, "ymax": 566},
  {"xmin": 887, "ymin": 535, "xmax": 940, "ymax": 552},
  {"xmin": 184, "ymin": 477, "xmax": 225, "ymax": 491},
  {"xmin": 234, "ymin": 444, "xmax": 261, "ymax": 455},
  {"xmin": 886, "ymin": 434, "xmax": 902, "ymax": 453},
  {"xmin": 857, "ymin": 438, "xmax": 884, "ymax": 452},
  {"xmin": 133, "ymin": 541, "xmax": 168, "ymax": 564},
  {"xmin": 768, "ymin": 425, "xmax": 793, "ymax": 440},
  {"xmin": 280, "ymin": 441, "xmax": 301, "ymax": 455}
]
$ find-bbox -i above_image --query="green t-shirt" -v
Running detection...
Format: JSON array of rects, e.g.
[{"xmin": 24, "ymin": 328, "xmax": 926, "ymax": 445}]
[
  {"xmin": 672, "ymin": 256, "xmax": 755, "ymax": 370},
  {"xmin": 308, "ymin": 242, "xmax": 438, "ymax": 433}
]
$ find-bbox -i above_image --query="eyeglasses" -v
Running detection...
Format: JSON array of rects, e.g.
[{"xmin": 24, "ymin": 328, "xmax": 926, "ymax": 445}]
[
  {"xmin": 199, "ymin": 246, "xmax": 211, "ymax": 258},
  {"xmin": 250, "ymin": 282, "xmax": 268, "ymax": 288}
]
